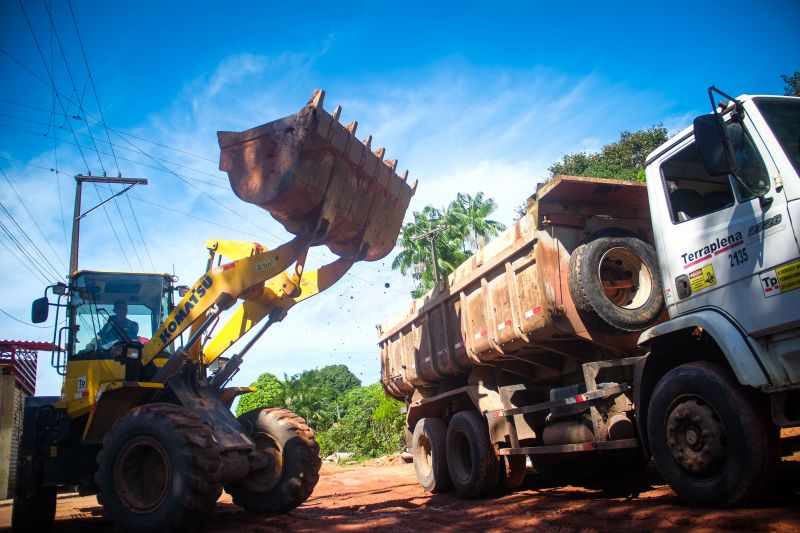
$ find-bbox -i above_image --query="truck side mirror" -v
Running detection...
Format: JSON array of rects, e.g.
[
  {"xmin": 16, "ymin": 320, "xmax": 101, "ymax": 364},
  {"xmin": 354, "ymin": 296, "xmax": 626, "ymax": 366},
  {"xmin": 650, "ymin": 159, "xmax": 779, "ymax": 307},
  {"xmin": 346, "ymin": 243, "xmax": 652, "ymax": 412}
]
[
  {"xmin": 32, "ymin": 297, "xmax": 49, "ymax": 323},
  {"xmin": 693, "ymin": 114, "xmax": 737, "ymax": 176}
]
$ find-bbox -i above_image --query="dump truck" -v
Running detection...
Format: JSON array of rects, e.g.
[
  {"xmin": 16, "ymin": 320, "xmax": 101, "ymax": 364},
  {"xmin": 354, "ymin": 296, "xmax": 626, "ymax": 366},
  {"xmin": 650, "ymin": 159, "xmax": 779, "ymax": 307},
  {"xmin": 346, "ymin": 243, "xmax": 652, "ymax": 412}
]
[
  {"xmin": 12, "ymin": 90, "xmax": 415, "ymax": 532},
  {"xmin": 378, "ymin": 88, "xmax": 800, "ymax": 506}
]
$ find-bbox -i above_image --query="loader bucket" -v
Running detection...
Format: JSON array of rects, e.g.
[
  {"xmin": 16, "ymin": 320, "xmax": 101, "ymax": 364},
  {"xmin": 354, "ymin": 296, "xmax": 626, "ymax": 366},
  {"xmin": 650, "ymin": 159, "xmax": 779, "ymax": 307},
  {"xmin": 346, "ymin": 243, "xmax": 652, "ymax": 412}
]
[{"xmin": 218, "ymin": 90, "xmax": 417, "ymax": 261}]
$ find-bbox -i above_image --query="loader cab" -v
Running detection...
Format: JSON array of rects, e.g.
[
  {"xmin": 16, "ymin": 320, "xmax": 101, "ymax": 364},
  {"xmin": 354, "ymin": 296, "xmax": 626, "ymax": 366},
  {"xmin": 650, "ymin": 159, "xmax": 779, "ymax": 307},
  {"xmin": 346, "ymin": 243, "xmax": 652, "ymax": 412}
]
[
  {"xmin": 59, "ymin": 271, "xmax": 175, "ymax": 418},
  {"xmin": 69, "ymin": 271, "xmax": 174, "ymax": 358}
]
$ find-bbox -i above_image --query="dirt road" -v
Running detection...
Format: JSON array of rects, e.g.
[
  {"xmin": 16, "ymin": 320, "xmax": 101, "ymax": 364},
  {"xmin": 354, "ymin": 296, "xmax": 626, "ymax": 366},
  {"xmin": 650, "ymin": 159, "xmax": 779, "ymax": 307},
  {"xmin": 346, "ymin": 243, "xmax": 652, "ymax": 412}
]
[{"xmin": 2, "ymin": 459, "xmax": 798, "ymax": 532}]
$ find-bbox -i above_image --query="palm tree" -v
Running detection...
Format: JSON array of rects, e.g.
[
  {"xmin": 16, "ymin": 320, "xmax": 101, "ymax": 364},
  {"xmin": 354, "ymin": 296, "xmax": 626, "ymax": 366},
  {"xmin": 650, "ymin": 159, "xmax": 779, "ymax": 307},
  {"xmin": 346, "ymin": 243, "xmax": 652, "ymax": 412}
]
[
  {"xmin": 393, "ymin": 193, "xmax": 502, "ymax": 298},
  {"xmin": 445, "ymin": 192, "xmax": 506, "ymax": 252}
]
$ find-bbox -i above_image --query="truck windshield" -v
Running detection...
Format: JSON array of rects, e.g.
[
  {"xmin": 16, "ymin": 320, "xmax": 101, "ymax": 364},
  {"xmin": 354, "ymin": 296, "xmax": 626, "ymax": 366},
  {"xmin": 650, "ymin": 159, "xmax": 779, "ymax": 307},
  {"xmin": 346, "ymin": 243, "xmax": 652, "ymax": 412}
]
[{"xmin": 754, "ymin": 98, "xmax": 800, "ymax": 177}]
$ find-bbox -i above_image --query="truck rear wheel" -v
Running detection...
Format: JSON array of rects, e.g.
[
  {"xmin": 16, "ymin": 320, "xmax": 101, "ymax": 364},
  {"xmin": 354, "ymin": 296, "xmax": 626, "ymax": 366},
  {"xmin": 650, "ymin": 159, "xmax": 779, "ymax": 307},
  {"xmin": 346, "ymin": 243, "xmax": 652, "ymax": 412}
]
[
  {"xmin": 446, "ymin": 411, "xmax": 499, "ymax": 498},
  {"xmin": 95, "ymin": 403, "xmax": 223, "ymax": 532},
  {"xmin": 226, "ymin": 407, "xmax": 321, "ymax": 513},
  {"xmin": 647, "ymin": 362, "xmax": 780, "ymax": 506},
  {"xmin": 412, "ymin": 417, "xmax": 451, "ymax": 493},
  {"xmin": 569, "ymin": 236, "xmax": 663, "ymax": 333}
]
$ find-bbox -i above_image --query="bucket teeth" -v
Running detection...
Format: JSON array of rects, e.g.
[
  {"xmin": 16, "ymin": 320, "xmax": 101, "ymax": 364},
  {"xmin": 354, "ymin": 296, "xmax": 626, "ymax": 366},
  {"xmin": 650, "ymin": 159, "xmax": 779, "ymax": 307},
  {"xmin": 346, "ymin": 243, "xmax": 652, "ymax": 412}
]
[
  {"xmin": 401, "ymin": 170, "xmax": 409, "ymax": 182},
  {"xmin": 308, "ymin": 89, "xmax": 325, "ymax": 109},
  {"xmin": 363, "ymin": 135, "xmax": 372, "ymax": 149},
  {"xmin": 384, "ymin": 159, "xmax": 398, "ymax": 171},
  {"xmin": 374, "ymin": 147, "xmax": 385, "ymax": 160},
  {"xmin": 332, "ymin": 105, "xmax": 342, "ymax": 122},
  {"xmin": 346, "ymin": 121, "xmax": 358, "ymax": 135}
]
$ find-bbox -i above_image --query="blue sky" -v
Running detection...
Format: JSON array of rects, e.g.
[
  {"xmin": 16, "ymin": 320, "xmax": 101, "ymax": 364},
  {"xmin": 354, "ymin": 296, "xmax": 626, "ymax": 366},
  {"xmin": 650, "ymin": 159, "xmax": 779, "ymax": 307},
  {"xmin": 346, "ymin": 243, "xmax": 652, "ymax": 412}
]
[{"xmin": 1, "ymin": 0, "xmax": 798, "ymax": 396}]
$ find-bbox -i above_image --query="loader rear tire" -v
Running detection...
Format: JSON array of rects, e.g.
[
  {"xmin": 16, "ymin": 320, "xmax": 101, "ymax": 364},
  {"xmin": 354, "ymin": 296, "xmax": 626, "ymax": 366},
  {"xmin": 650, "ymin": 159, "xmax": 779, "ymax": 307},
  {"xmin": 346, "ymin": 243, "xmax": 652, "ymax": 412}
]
[
  {"xmin": 11, "ymin": 447, "xmax": 56, "ymax": 533},
  {"xmin": 226, "ymin": 407, "xmax": 321, "ymax": 513},
  {"xmin": 412, "ymin": 417, "xmax": 451, "ymax": 493},
  {"xmin": 569, "ymin": 236, "xmax": 663, "ymax": 333},
  {"xmin": 95, "ymin": 403, "xmax": 223, "ymax": 532},
  {"xmin": 446, "ymin": 411, "xmax": 499, "ymax": 499}
]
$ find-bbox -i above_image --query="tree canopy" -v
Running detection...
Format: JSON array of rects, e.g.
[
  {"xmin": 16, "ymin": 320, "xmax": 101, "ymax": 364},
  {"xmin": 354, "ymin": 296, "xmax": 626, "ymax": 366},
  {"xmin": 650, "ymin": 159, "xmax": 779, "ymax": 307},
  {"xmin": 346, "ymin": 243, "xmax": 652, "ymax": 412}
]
[
  {"xmin": 547, "ymin": 125, "xmax": 669, "ymax": 182},
  {"xmin": 392, "ymin": 192, "xmax": 505, "ymax": 297},
  {"xmin": 782, "ymin": 71, "xmax": 800, "ymax": 97},
  {"xmin": 235, "ymin": 366, "xmax": 404, "ymax": 459}
]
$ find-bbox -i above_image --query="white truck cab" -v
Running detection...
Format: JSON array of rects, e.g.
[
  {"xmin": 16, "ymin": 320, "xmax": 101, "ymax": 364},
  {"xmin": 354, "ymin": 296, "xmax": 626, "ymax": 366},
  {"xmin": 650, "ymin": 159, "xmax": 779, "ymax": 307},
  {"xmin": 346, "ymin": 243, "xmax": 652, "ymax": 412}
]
[
  {"xmin": 637, "ymin": 91, "xmax": 799, "ymax": 505},
  {"xmin": 643, "ymin": 93, "xmax": 800, "ymax": 388}
]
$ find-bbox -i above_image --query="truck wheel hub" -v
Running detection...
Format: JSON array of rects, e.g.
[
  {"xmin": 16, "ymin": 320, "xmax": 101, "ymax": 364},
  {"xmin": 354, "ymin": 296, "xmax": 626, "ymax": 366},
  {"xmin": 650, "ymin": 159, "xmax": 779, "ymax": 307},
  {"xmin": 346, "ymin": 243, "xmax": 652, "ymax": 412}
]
[
  {"xmin": 666, "ymin": 398, "xmax": 725, "ymax": 477},
  {"xmin": 598, "ymin": 247, "xmax": 652, "ymax": 310},
  {"xmin": 114, "ymin": 436, "xmax": 171, "ymax": 514}
]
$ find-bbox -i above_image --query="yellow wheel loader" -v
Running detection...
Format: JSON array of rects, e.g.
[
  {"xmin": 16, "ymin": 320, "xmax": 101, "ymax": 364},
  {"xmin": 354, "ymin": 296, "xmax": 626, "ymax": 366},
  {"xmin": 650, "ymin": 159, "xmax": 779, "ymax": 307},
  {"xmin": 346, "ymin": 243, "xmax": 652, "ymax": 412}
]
[{"xmin": 12, "ymin": 90, "xmax": 415, "ymax": 532}]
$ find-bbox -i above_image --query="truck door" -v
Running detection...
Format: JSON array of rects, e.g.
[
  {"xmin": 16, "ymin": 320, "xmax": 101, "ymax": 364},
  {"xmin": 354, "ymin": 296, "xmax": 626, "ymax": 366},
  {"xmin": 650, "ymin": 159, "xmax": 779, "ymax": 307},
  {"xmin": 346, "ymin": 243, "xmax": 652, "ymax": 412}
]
[{"xmin": 653, "ymin": 109, "xmax": 800, "ymax": 337}]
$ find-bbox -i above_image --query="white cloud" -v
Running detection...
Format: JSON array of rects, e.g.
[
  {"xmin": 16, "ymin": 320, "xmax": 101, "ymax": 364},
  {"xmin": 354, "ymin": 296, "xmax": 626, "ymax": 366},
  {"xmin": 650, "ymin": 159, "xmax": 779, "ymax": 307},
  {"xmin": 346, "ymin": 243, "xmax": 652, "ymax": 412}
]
[{"xmin": 3, "ymin": 52, "xmax": 682, "ymax": 396}]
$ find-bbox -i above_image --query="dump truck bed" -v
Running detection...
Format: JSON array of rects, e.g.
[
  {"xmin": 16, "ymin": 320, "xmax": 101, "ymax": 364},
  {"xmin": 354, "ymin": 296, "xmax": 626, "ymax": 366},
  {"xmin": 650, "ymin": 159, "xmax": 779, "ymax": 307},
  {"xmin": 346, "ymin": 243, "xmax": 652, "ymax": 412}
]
[{"xmin": 378, "ymin": 176, "xmax": 655, "ymax": 400}]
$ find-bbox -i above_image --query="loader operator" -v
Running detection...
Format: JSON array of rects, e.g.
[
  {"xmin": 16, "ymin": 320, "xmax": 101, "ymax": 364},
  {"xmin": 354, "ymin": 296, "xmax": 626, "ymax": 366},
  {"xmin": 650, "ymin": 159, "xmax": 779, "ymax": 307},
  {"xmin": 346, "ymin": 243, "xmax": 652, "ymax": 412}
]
[{"xmin": 97, "ymin": 301, "xmax": 139, "ymax": 345}]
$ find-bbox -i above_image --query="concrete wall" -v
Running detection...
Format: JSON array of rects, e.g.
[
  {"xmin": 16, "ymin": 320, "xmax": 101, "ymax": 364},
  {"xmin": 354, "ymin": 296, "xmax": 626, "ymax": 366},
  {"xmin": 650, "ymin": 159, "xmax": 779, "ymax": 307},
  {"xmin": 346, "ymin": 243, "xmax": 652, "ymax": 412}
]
[{"xmin": 0, "ymin": 374, "xmax": 26, "ymax": 500}]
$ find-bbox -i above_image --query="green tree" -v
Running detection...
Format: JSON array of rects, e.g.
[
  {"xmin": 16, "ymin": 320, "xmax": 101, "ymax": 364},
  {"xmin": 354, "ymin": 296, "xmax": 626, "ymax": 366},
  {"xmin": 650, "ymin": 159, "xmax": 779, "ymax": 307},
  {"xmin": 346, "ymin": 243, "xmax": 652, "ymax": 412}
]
[
  {"xmin": 282, "ymin": 365, "xmax": 361, "ymax": 432},
  {"xmin": 548, "ymin": 125, "xmax": 669, "ymax": 182},
  {"xmin": 446, "ymin": 192, "xmax": 506, "ymax": 251},
  {"xmin": 392, "ymin": 193, "xmax": 502, "ymax": 298},
  {"xmin": 782, "ymin": 71, "xmax": 800, "ymax": 96},
  {"xmin": 235, "ymin": 372, "xmax": 285, "ymax": 416},
  {"xmin": 316, "ymin": 383, "xmax": 405, "ymax": 458}
]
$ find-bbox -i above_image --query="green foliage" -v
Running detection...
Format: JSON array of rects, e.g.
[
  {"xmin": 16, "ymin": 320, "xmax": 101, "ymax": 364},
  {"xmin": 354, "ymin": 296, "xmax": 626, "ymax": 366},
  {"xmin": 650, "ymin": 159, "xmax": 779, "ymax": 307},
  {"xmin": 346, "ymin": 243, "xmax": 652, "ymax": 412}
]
[
  {"xmin": 316, "ymin": 383, "xmax": 405, "ymax": 458},
  {"xmin": 782, "ymin": 71, "xmax": 800, "ymax": 96},
  {"xmin": 392, "ymin": 192, "xmax": 505, "ymax": 297},
  {"xmin": 235, "ymin": 372, "xmax": 284, "ymax": 417},
  {"xmin": 235, "ymin": 365, "xmax": 360, "ymax": 433},
  {"xmin": 548, "ymin": 125, "xmax": 669, "ymax": 182}
]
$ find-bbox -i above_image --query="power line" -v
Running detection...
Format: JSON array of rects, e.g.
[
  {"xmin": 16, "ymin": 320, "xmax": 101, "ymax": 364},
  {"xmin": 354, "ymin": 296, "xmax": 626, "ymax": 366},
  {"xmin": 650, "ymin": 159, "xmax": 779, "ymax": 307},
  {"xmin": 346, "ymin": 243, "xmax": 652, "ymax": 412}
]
[
  {"xmin": 0, "ymin": 166, "xmax": 67, "ymax": 272},
  {"xmin": 0, "ymin": 201, "xmax": 63, "ymax": 280},
  {"xmin": 0, "ymin": 111, "xmax": 225, "ymax": 181},
  {"xmin": 0, "ymin": 95, "xmax": 217, "ymax": 165},
  {"xmin": 0, "ymin": 306, "xmax": 52, "ymax": 329},
  {"xmin": 0, "ymin": 122, "xmax": 229, "ymax": 190},
  {"xmin": 0, "ymin": 217, "xmax": 59, "ymax": 284}
]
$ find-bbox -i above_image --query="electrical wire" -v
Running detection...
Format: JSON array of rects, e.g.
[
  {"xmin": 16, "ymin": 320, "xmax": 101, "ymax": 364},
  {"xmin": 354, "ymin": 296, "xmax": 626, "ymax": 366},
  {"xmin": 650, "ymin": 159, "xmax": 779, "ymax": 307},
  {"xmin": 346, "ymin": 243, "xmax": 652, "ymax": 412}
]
[
  {"xmin": 0, "ymin": 166, "xmax": 67, "ymax": 272},
  {"xmin": 0, "ymin": 306, "xmax": 52, "ymax": 329},
  {"xmin": 0, "ymin": 202, "xmax": 63, "ymax": 280}
]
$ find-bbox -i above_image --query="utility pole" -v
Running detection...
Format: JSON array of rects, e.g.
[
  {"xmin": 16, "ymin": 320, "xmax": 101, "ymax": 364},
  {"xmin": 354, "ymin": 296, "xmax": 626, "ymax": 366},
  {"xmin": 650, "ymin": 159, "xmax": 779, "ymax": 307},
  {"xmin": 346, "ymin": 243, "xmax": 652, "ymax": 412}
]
[
  {"xmin": 70, "ymin": 175, "xmax": 148, "ymax": 276},
  {"xmin": 412, "ymin": 225, "xmax": 447, "ymax": 283}
]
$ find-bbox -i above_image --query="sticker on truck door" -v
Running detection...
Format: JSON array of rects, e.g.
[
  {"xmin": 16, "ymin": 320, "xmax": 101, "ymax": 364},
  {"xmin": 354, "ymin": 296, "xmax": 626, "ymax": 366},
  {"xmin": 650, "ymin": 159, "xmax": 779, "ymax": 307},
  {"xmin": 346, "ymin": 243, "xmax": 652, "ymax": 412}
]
[
  {"xmin": 761, "ymin": 259, "xmax": 800, "ymax": 298},
  {"xmin": 689, "ymin": 264, "xmax": 717, "ymax": 293}
]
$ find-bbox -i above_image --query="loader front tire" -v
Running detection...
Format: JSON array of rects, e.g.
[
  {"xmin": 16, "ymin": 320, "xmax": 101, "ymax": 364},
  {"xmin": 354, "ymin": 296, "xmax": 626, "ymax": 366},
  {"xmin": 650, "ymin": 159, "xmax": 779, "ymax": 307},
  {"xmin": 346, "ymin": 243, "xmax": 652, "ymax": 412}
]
[
  {"xmin": 226, "ymin": 407, "xmax": 321, "ymax": 513},
  {"xmin": 95, "ymin": 403, "xmax": 223, "ymax": 532}
]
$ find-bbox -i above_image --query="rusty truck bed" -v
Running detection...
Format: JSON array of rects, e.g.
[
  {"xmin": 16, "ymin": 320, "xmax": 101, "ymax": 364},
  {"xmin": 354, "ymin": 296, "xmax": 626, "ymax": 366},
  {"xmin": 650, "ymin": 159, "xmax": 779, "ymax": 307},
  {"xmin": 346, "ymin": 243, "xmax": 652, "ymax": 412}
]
[{"xmin": 378, "ymin": 176, "xmax": 654, "ymax": 400}]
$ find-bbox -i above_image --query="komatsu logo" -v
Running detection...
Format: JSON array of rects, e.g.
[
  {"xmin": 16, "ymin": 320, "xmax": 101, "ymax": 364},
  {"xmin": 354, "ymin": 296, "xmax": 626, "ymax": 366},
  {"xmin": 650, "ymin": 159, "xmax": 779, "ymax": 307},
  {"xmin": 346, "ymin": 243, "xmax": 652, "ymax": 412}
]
[
  {"xmin": 681, "ymin": 231, "xmax": 743, "ymax": 268},
  {"xmin": 159, "ymin": 276, "xmax": 213, "ymax": 343}
]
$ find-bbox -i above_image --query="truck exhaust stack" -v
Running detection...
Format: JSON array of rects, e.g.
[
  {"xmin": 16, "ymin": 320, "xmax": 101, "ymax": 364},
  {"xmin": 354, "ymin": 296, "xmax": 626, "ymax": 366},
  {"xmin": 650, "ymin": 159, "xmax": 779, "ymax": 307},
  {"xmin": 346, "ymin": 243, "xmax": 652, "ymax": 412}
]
[{"xmin": 218, "ymin": 89, "xmax": 416, "ymax": 261}]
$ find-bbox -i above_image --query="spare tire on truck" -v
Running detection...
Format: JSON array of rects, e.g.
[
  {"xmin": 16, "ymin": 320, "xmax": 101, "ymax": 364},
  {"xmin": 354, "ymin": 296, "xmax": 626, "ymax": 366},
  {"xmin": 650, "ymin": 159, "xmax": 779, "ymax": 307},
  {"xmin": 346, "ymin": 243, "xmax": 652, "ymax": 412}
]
[{"xmin": 568, "ymin": 234, "xmax": 663, "ymax": 333}]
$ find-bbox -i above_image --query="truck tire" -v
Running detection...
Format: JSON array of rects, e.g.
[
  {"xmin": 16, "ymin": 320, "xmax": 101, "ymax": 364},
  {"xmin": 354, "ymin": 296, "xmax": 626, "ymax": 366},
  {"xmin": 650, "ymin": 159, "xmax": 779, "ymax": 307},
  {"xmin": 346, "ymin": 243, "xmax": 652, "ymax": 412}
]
[
  {"xmin": 95, "ymin": 403, "xmax": 223, "ymax": 532},
  {"xmin": 647, "ymin": 362, "xmax": 780, "ymax": 507},
  {"xmin": 446, "ymin": 411, "xmax": 499, "ymax": 498},
  {"xmin": 11, "ymin": 448, "xmax": 56, "ymax": 533},
  {"xmin": 569, "ymin": 236, "xmax": 663, "ymax": 333},
  {"xmin": 412, "ymin": 418, "xmax": 451, "ymax": 493},
  {"xmin": 226, "ymin": 407, "xmax": 321, "ymax": 513}
]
